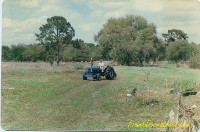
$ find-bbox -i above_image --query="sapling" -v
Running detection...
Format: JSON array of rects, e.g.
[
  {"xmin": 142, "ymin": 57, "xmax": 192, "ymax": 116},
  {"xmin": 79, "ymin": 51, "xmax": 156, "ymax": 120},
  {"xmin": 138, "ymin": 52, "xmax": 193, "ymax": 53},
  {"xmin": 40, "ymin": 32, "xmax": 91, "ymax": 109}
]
[{"xmin": 141, "ymin": 67, "xmax": 153, "ymax": 104}]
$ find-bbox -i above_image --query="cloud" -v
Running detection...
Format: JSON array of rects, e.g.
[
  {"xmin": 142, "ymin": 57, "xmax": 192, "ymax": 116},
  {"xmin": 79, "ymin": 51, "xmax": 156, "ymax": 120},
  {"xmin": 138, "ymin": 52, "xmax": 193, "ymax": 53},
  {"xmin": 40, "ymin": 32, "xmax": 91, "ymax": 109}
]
[
  {"xmin": 2, "ymin": 0, "xmax": 200, "ymax": 45},
  {"xmin": 88, "ymin": 0, "xmax": 128, "ymax": 9},
  {"xmin": 18, "ymin": 0, "xmax": 42, "ymax": 8},
  {"xmin": 70, "ymin": 0, "xmax": 86, "ymax": 4},
  {"xmin": 90, "ymin": 10, "xmax": 104, "ymax": 18},
  {"xmin": 32, "ymin": 2, "xmax": 82, "ymax": 24},
  {"xmin": 39, "ymin": 4, "xmax": 61, "ymax": 13},
  {"xmin": 3, "ymin": 16, "xmax": 48, "ymax": 32},
  {"xmin": 17, "ymin": 0, "xmax": 65, "ymax": 8},
  {"xmin": 78, "ymin": 22, "xmax": 103, "ymax": 32},
  {"xmin": 2, "ymin": 16, "xmax": 48, "ymax": 45},
  {"xmin": 74, "ymin": 22, "xmax": 104, "ymax": 43},
  {"xmin": 2, "ymin": 0, "xmax": 83, "ymax": 45},
  {"xmin": 104, "ymin": 10, "xmax": 127, "ymax": 19},
  {"xmin": 88, "ymin": 0, "xmax": 165, "ymax": 12}
]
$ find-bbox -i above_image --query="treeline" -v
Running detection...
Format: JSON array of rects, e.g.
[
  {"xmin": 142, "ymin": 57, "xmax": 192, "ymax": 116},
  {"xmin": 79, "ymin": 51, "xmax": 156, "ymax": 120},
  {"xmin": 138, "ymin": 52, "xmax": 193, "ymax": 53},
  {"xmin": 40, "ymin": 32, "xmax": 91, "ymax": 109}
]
[
  {"xmin": 2, "ymin": 39, "xmax": 102, "ymax": 64},
  {"xmin": 2, "ymin": 15, "xmax": 200, "ymax": 68}
]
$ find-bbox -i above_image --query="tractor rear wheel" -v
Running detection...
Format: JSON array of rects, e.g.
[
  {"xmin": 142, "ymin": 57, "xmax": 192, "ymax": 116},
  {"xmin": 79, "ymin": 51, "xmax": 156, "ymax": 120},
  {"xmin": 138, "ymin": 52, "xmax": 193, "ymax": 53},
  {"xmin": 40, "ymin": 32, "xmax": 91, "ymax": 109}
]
[{"xmin": 105, "ymin": 66, "xmax": 115, "ymax": 80}]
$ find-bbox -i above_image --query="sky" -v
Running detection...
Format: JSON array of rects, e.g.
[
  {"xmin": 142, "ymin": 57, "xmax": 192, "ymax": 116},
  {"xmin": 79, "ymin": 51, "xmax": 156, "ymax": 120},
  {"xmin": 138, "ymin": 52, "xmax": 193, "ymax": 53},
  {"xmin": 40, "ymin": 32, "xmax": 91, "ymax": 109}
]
[{"xmin": 2, "ymin": 0, "xmax": 200, "ymax": 46}]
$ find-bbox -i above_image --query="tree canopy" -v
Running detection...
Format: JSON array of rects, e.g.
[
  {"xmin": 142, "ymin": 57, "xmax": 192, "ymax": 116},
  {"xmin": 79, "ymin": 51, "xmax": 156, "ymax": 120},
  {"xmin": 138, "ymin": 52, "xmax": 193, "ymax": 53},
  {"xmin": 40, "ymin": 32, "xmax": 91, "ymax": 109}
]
[
  {"xmin": 35, "ymin": 16, "xmax": 75, "ymax": 66},
  {"xmin": 95, "ymin": 15, "xmax": 163, "ymax": 65},
  {"xmin": 162, "ymin": 29, "xmax": 188, "ymax": 43}
]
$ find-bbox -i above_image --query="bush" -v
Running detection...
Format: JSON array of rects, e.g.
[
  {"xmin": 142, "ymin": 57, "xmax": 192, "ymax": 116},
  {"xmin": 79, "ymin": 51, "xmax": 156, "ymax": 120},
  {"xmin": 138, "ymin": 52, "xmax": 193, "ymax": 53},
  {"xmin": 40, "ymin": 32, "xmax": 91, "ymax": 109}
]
[
  {"xmin": 188, "ymin": 45, "xmax": 200, "ymax": 69},
  {"xmin": 166, "ymin": 41, "xmax": 195, "ymax": 62},
  {"xmin": 189, "ymin": 54, "xmax": 200, "ymax": 69},
  {"xmin": 74, "ymin": 65, "xmax": 84, "ymax": 70},
  {"xmin": 112, "ymin": 44, "xmax": 135, "ymax": 66}
]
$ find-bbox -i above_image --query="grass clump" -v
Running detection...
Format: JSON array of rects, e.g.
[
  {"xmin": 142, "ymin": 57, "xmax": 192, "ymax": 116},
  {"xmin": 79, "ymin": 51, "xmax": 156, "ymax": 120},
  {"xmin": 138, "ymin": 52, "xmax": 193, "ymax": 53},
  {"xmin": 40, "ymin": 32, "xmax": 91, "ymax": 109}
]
[{"xmin": 74, "ymin": 65, "xmax": 84, "ymax": 70}]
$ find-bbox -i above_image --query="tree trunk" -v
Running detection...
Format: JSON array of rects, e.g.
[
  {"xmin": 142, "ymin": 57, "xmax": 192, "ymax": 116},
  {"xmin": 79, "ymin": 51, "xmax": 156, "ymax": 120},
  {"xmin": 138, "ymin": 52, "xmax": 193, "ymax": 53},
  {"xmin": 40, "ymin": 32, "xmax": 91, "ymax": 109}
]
[
  {"xmin": 56, "ymin": 57, "xmax": 59, "ymax": 66},
  {"xmin": 56, "ymin": 46, "xmax": 60, "ymax": 66},
  {"xmin": 56, "ymin": 29, "xmax": 60, "ymax": 66}
]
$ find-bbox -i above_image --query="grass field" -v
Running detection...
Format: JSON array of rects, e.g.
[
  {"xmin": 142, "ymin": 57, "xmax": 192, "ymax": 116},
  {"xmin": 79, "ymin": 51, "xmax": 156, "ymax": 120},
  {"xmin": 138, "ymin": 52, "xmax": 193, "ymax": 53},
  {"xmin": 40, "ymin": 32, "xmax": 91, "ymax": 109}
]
[{"xmin": 1, "ymin": 62, "xmax": 200, "ymax": 131}]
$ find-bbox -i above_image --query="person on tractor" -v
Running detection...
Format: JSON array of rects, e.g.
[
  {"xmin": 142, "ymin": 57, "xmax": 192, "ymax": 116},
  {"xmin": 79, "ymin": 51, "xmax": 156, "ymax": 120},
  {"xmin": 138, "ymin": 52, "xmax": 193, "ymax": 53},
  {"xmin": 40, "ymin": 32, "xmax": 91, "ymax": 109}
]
[
  {"xmin": 90, "ymin": 58, "xmax": 93, "ymax": 67},
  {"xmin": 98, "ymin": 59, "xmax": 105, "ymax": 71}
]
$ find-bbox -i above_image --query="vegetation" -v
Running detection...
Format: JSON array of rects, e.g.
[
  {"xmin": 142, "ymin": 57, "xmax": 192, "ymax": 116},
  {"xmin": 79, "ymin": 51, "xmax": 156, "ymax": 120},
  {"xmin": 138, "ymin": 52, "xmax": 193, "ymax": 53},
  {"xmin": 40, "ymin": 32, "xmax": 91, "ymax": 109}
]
[
  {"xmin": 2, "ymin": 15, "xmax": 200, "ymax": 68},
  {"xmin": 63, "ymin": 39, "xmax": 99, "ymax": 62},
  {"xmin": 2, "ymin": 14, "xmax": 200, "ymax": 131},
  {"xmin": 2, "ymin": 42, "xmax": 98, "ymax": 63},
  {"xmin": 22, "ymin": 44, "xmax": 46, "ymax": 62},
  {"xmin": 1, "ymin": 62, "xmax": 199, "ymax": 130},
  {"xmin": 35, "ymin": 16, "xmax": 75, "ymax": 66},
  {"xmin": 166, "ymin": 40, "xmax": 197, "ymax": 62},
  {"xmin": 162, "ymin": 29, "xmax": 188, "ymax": 43},
  {"xmin": 189, "ymin": 45, "xmax": 200, "ymax": 69},
  {"xmin": 94, "ymin": 15, "xmax": 164, "ymax": 65}
]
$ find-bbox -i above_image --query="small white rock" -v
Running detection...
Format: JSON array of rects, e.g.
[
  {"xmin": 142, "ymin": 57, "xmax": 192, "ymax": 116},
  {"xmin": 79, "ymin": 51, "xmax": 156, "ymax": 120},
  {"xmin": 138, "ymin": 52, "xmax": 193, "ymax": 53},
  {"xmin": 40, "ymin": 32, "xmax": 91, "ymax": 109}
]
[
  {"xmin": 191, "ymin": 105, "xmax": 197, "ymax": 109},
  {"xmin": 126, "ymin": 94, "xmax": 132, "ymax": 97}
]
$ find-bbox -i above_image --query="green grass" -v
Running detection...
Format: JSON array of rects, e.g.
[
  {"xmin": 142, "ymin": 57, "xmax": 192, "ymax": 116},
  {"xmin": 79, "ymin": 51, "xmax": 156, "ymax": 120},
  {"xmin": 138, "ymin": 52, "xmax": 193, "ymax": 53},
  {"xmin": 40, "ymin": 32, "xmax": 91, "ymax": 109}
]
[
  {"xmin": 122, "ymin": 61, "xmax": 199, "ymax": 90},
  {"xmin": 1, "ymin": 62, "xmax": 200, "ymax": 131}
]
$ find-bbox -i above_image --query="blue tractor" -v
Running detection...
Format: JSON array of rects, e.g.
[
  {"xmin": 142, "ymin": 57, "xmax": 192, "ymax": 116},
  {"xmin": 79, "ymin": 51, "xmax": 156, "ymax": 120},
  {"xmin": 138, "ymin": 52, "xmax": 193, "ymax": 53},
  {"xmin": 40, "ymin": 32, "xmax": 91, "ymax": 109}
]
[{"xmin": 83, "ymin": 66, "xmax": 117, "ymax": 81}]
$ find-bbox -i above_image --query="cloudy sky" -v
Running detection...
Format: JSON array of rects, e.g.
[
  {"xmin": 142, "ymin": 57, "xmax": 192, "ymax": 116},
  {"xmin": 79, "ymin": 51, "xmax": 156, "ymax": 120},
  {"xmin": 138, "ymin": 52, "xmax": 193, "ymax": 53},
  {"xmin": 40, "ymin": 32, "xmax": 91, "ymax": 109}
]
[{"xmin": 2, "ymin": 0, "xmax": 200, "ymax": 45}]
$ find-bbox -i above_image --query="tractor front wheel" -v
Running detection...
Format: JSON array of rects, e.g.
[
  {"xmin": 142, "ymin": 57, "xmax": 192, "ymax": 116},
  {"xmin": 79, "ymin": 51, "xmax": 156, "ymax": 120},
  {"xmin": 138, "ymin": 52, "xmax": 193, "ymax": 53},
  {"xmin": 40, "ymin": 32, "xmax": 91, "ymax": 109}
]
[
  {"xmin": 83, "ymin": 77, "xmax": 87, "ymax": 80},
  {"xmin": 97, "ymin": 73, "xmax": 101, "ymax": 81}
]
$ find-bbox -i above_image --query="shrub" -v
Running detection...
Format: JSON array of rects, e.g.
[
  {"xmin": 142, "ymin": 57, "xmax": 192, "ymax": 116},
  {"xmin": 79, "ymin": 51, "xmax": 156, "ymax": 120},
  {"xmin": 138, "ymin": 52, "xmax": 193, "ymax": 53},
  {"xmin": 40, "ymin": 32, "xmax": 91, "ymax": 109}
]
[
  {"xmin": 166, "ymin": 41, "xmax": 195, "ymax": 62},
  {"xmin": 189, "ymin": 54, "xmax": 200, "ymax": 69},
  {"xmin": 75, "ymin": 65, "xmax": 84, "ymax": 70},
  {"xmin": 188, "ymin": 45, "xmax": 200, "ymax": 69}
]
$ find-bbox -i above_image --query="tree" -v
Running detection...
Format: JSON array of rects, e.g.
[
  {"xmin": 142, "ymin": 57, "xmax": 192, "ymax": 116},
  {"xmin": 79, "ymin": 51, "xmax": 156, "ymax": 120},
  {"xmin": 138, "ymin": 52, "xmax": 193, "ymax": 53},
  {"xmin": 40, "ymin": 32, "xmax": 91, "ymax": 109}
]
[
  {"xmin": 2, "ymin": 46, "xmax": 12, "ymax": 61},
  {"xmin": 22, "ymin": 44, "xmax": 45, "ymax": 62},
  {"xmin": 166, "ymin": 41, "xmax": 195, "ymax": 62},
  {"xmin": 162, "ymin": 29, "xmax": 188, "ymax": 43},
  {"xmin": 95, "ymin": 15, "xmax": 163, "ymax": 65},
  {"xmin": 90, "ymin": 45, "xmax": 103, "ymax": 60},
  {"xmin": 46, "ymin": 48, "xmax": 56, "ymax": 66},
  {"xmin": 94, "ymin": 16, "xmax": 138, "ymax": 59},
  {"xmin": 10, "ymin": 44, "xmax": 26, "ymax": 62},
  {"xmin": 70, "ymin": 39, "xmax": 84, "ymax": 49},
  {"xmin": 112, "ymin": 43, "xmax": 135, "ymax": 65},
  {"xmin": 35, "ymin": 16, "xmax": 75, "ymax": 66},
  {"xmin": 63, "ymin": 41, "xmax": 96, "ymax": 62}
]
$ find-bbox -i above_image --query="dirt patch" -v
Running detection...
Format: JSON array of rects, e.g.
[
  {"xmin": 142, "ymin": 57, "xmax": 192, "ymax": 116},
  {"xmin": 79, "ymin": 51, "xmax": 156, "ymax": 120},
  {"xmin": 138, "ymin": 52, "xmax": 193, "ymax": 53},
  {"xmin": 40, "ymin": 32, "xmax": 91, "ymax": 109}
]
[{"xmin": 1, "ymin": 85, "xmax": 15, "ymax": 90}]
